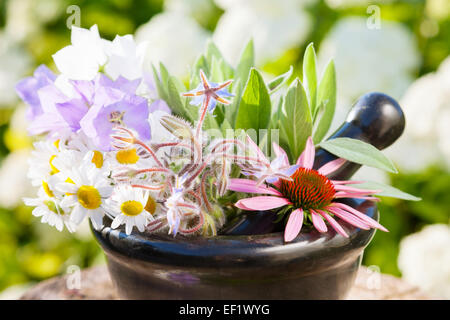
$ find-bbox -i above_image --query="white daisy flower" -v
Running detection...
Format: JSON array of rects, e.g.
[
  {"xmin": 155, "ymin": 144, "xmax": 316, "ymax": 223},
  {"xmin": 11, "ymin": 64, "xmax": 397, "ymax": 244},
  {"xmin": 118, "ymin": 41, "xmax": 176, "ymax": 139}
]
[
  {"xmin": 105, "ymin": 184, "xmax": 158, "ymax": 235},
  {"xmin": 56, "ymin": 156, "xmax": 113, "ymax": 230},
  {"xmin": 23, "ymin": 185, "xmax": 76, "ymax": 233},
  {"xmin": 27, "ymin": 139, "xmax": 62, "ymax": 186},
  {"xmin": 65, "ymin": 132, "xmax": 107, "ymax": 171},
  {"xmin": 105, "ymin": 146, "xmax": 157, "ymax": 177}
]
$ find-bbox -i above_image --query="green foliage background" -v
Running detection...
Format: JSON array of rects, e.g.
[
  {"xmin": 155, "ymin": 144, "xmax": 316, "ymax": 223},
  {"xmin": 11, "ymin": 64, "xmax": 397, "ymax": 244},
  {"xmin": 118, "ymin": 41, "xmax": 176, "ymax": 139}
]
[{"xmin": 0, "ymin": 0, "xmax": 449, "ymax": 294}]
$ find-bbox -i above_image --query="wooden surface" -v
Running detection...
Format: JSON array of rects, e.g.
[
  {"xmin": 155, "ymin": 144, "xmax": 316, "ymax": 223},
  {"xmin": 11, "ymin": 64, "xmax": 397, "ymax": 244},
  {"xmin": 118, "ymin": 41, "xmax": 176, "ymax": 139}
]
[{"xmin": 20, "ymin": 265, "xmax": 431, "ymax": 300}]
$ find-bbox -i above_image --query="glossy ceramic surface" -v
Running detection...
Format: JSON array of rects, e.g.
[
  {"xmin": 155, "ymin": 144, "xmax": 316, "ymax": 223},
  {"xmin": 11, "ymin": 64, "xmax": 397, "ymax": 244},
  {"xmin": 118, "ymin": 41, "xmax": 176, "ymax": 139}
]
[{"xmin": 92, "ymin": 197, "xmax": 378, "ymax": 299}]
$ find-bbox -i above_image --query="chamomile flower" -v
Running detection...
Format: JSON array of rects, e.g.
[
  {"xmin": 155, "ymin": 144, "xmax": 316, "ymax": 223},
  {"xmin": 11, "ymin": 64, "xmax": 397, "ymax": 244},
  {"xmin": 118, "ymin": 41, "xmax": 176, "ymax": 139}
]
[
  {"xmin": 23, "ymin": 183, "xmax": 76, "ymax": 232},
  {"xmin": 56, "ymin": 157, "xmax": 113, "ymax": 230},
  {"xmin": 27, "ymin": 139, "xmax": 62, "ymax": 186},
  {"xmin": 106, "ymin": 185, "xmax": 157, "ymax": 235},
  {"xmin": 106, "ymin": 147, "xmax": 155, "ymax": 169},
  {"xmin": 65, "ymin": 132, "xmax": 107, "ymax": 170}
]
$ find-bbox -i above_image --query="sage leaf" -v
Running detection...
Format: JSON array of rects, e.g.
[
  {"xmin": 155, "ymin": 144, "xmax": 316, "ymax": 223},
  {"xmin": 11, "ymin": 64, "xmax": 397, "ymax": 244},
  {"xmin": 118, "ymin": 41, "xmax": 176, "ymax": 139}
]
[
  {"xmin": 235, "ymin": 68, "xmax": 271, "ymax": 132},
  {"xmin": 319, "ymin": 138, "xmax": 398, "ymax": 173},
  {"xmin": 280, "ymin": 78, "xmax": 312, "ymax": 160},
  {"xmin": 313, "ymin": 60, "xmax": 336, "ymax": 143},
  {"xmin": 268, "ymin": 66, "xmax": 293, "ymax": 93},
  {"xmin": 353, "ymin": 181, "xmax": 421, "ymax": 201},
  {"xmin": 235, "ymin": 40, "xmax": 254, "ymax": 90},
  {"xmin": 303, "ymin": 43, "xmax": 318, "ymax": 114}
]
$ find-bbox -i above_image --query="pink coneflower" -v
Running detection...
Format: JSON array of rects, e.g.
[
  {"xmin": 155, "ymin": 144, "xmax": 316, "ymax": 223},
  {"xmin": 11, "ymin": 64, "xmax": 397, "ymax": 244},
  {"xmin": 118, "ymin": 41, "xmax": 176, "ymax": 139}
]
[{"xmin": 228, "ymin": 137, "xmax": 387, "ymax": 242}]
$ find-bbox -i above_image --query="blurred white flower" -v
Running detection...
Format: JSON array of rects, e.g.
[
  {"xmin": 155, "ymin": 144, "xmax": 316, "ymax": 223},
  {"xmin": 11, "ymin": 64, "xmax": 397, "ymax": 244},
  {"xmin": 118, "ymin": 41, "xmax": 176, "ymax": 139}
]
[
  {"xmin": 5, "ymin": 0, "xmax": 62, "ymax": 42},
  {"xmin": 103, "ymin": 35, "xmax": 148, "ymax": 80},
  {"xmin": 52, "ymin": 25, "xmax": 109, "ymax": 81},
  {"xmin": 165, "ymin": 0, "xmax": 218, "ymax": 24},
  {"xmin": 53, "ymin": 25, "xmax": 148, "ymax": 81},
  {"xmin": 0, "ymin": 150, "xmax": 34, "ymax": 209},
  {"xmin": 398, "ymin": 224, "xmax": 450, "ymax": 299},
  {"xmin": 325, "ymin": 0, "xmax": 393, "ymax": 9},
  {"xmin": 213, "ymin": 0, "xmax": 312, "ymax": 66},
  {"xmin": 386, "ymin": 56, "xmax": 450, "ymax": 171},
  {"xmin": 318, "ymin": 17, "xmax": 420, "ymax": 132},
  {"xmin": 136, "ymin": 12, "xmax": 210, "ymax": 77},
  {"xmin": 0, "ymin": 33, "xmax": 32, "ymax": 107}
]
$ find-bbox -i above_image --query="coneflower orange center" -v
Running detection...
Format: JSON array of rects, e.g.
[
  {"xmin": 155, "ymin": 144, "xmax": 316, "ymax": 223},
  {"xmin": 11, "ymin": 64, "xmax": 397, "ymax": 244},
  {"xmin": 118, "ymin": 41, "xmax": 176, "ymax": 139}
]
[{"xmin": 280, "ymin": 168, "xmax": 335, "ymax": 210}]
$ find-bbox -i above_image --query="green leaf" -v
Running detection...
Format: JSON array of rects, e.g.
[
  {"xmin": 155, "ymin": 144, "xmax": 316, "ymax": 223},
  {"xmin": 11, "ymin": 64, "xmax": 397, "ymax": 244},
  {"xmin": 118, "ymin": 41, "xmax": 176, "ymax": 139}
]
[
  {"xmin": 268, "ymin": 66, "xmax": 293, "ymax": 93},
  {"xmin": 225, "ymin": 78, "xmax": 241, "ymax": 125},
  {"xmin": 221, "ymin": 118, "xmax": 233, "ymax": 134},
  {"xmin": 203, "ymin": 112, "xmax": 220, "ymax": 131},
  {"xmin": 205, "ymin": 41, "xmax": 233, "ymax": 80},
  {"xmin": 279, "ymin": 78, "xmax": 312, "ymax": 160},
  {"xmin": 189, "ymin": 55, "xmax": 209, "ymax": 88},
  {"xmin": 205, "ymin": 40, "xmax": 223, "ymax": 65},
  {"xmin": 220, "ymin": 58, "xmax": 234, "ymax": 80},
  {"xmin": 151, "ymin": 64, "xmax": 168, "ymax": 102},
  {"xmin": 270, "ymin": 95, "xmax": 284, "ymax": 129},
  {"xmin": 235, "ymin": 40, "xmax": 254, "ymax": 89},
  {"xmin": 235, "ymin": 68, "xmax": 271, "ymax": 132},
  {"xmin": 313, "ymin": 60, "xmax": 336, "ymax": 143},
  {"xmin": 353, "ymin": 181, "xmax": 421, "ymax": 201},
  {"xmin": 167, "ymin": 76, "xmax": 194, "ymax": 121},
  {"xmin": 210, "ymin": 56, "xmax": 225, "ymax": 82},
  {"xmin": 303, "ymin": 43, "xmax": 318, "ymax": 114},
  {"xmin": 159, "ymin": 62, "xmax": 170, "ymax": 90},
  {"xmin": 319, "ymin": 138, "xmax": 398, "ymax": 173}
]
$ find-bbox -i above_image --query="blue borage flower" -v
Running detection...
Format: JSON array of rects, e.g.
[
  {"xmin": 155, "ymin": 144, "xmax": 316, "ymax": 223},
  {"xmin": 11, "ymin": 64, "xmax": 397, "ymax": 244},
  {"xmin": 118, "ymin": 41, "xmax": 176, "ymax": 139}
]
[{"xmin": 182, "ymin": 70, "xmax": 233, "ymax": 114}]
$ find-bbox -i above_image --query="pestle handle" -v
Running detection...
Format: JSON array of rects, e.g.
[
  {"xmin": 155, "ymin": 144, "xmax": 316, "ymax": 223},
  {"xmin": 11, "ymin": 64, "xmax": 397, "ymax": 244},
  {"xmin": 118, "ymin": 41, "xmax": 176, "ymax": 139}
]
[
  {"xmin": 313, "ymin": 92, "xmax": 405, "ymax": 180},
  {"xmin": 220, "ymin": 92, "xmax": 405, "ymax": 236}
]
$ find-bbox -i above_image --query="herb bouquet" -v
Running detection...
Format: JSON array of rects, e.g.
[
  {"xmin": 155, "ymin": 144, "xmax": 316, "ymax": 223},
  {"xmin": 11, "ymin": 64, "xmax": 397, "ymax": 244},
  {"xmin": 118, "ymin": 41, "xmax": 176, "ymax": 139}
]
[{"xmin": 17, "ymin": 25, "xmax": 418, "ymax": 299}]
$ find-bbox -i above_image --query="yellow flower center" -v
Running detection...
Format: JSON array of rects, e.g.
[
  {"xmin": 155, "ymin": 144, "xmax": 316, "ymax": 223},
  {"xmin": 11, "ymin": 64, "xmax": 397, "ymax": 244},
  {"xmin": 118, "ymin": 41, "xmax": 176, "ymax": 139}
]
[
  {"xmin": 121, "ymin": 200, "xmax": 144, "ymax": 216},
  {"xmin": 49, "ymin": 155, "xmax": 59, "ymax": 175},
  {"xmin": 42, "ymin": 181, "xmax": 54, "ymax": 197},
  {"xmin": 144, "ymin": 195, "xmax": 157, "ymax": 215},
  {"xmin": 91, "ymin": 151, "xmax": 104, "ymax": 168},
  {"xmin": 53, "ymin": 139, "xmax": 60, "ymax": 150},
  {"xmin": 116, "ymin": 148, "xmax": 139, "ymax": 164},
  {"xmin": 64, "ymin": 177, "xmax": 75, "ymax": 196},
  {"xmin": 77, "ymin": 185, "xmax": 101, "ymax": 210},
  {"xmin": 66, "ymin": 177, "xmax": 75, "ymax": 184}
]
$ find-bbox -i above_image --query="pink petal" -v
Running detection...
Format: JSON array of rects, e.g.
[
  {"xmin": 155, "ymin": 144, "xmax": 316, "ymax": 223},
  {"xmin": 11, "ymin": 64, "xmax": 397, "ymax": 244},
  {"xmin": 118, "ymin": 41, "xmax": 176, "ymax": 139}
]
[
  {"xmin": 235, "ymin": 200, "xmax": 251, "ymax": 210},
  {"xmin": 246, "ymin": 135, "xmax": 268, "ymax": 163},
  {"xmin": 334, "ymin": 193, "xmax": 381, "ymax": 201},
  {"xmin": 318, "ymin": 210, "xmax": 348, "ymax": 238},
  {"xmin": 333, "ymin": 185, "xmax": 380, "ymax": 194},
  {"xmin": 235, "ymin": 196, "xmax": 291, "ymax": 211},
  {"xmin": 318, "ymin": 158, "xmax": 346, "ymax": 176},
  {"xmin": 272, "ymin": 142, "xmax": 289, "ymax": 167},
  {"xmin": 296, "ymin": 136, "xmax": 315, "ymax": 169},
  {"xmin": 327, "ymin": 207, "xmax": 371, "ymax": 230},
  {"xmin": 310, "ymin": 210, "xmax": 327, "ymax": 233},
  {"xmin": 227, "ymin": 178, "xmax": 282, "ymax": 196},
  {"xmin": 331, "ymin": 180, "xmax": 364, "ymax": 185},
  {"xmin": 284, "ymin": 208, "xmax": 303, "ymax": 242},
  {"xmin": 330, "ymin": 203, "xmax": 388, "ymax": 232}
]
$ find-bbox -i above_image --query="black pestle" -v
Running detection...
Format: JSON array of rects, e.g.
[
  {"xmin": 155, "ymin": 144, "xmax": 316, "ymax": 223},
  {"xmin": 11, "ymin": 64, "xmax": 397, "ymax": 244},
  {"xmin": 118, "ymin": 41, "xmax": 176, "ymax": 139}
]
[{"xmin": 220, "ymin": 92, "xmax": 405, "ymax": 236}]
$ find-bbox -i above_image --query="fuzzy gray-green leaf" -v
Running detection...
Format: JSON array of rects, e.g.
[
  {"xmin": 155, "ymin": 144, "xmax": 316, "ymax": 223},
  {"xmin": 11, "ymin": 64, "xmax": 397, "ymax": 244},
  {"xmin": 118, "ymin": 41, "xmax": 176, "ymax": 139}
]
[
  {"xmin": 280, "ymin": 78, "xmax": 312, "ymax": 160},
  {"xmin": 303, "ymin": 43, "xmax": 318, "ymax": 113},
  {"xmin": 313, "ymin": 60, "xmax": 336, "ymax": 143},
  {"xmin": 268, "ymin": 66, "xmax": 293, "ymax": 93},
  {"xmin": 353, "ymin": 181, "xmax": 421, "ymax": 201},
  {"xmin": 235, "ymin": 40, "xmax": 254, "ymax": 90},
  {"xmin": 319, "ymin": 138, "xmax": 398, "ymax": 173},
  {"xmin": 235, "ymin": 68, "xmax": 271, "ymax": 131}
]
